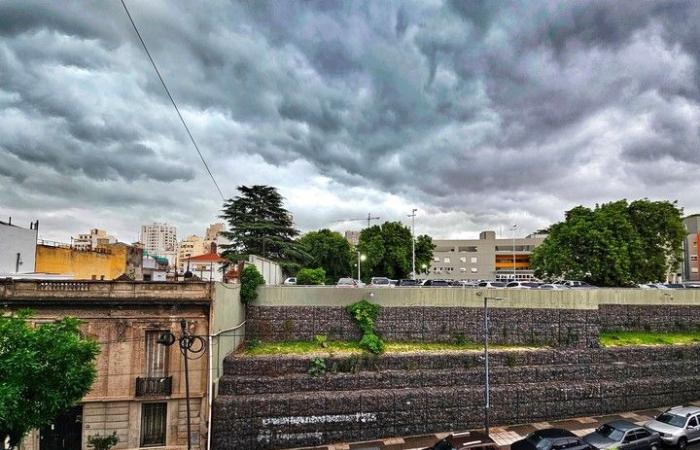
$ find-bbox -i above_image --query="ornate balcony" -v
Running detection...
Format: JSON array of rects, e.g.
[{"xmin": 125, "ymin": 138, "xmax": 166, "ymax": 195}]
[{"xmin": 135, "ymin": 376, "xmax": 172, "ymax": 397}]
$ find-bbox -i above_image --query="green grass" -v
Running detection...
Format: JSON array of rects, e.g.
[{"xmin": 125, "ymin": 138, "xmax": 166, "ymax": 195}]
[
  {"xmin": 244, "ymin": 339, "xmax": 532, "ymax": 356},
  {"xmin": 600, "ymin": 330, "xmax": 700, "ymax": 347}
]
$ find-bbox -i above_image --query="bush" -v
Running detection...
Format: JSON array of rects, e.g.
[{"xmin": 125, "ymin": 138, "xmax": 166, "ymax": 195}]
[
  {"xmin": 297, "ymin": 267, "xmax": 326, "ymax": 285},
  {"xmin": 240, "ymin": 265, "xmax": 265, "ymax": 304},
  {"xmin": 88, "ymin": 432, "xmax": 118, "ymax": 450},
  {"xmin": 308, "ymin": 357, "xmax": 326, "ymax": 377},
  {"xmin": 359, "ymin": 333, "xmax": 384, "ymax": 354}
]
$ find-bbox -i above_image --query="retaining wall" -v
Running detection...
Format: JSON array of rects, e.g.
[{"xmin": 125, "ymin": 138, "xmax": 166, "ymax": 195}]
[{"xmin": 212, "ymin": 345, "xmax": 700, "ymax": 449}]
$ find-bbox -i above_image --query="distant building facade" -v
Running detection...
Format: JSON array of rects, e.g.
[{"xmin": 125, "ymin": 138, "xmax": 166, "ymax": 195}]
[
  {"xmin": 344, "ymin": 230, "xmax": 360, "ymax": 246},
  {"xmin": 426, "ymin": 230, "xmax": 547, "ymax": 281},
  {"xmin": 36, "ymin": 242, "xmax": 143, "ymax": 280},
  {"xmin": 177, "ymin": 234, "xmax": 206, "ymax": 273},
  {"xmin": 0, "ymin": 218, "xmax": 38, "ymax": 274},
  {"xmin": 140, "ymin": 223, "xmax": 177, "ymax": 258},
  {"xmin": 683, "ymin": 215, "xmax": 700, "ymax": 282},
  {"xmin": 73, "ymin": 228, "xmax": 116, "ymax": 251}
]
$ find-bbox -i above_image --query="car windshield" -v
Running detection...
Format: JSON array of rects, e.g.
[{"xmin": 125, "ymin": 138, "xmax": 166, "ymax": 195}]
[
  {"xmin": 657, "ymin": 413, "xmax": 687, "ymax": 428},
  {"xmin": 491, "ymin": 282, "xmax": 506, "ymax": 287},
  {"xmin": 338, "ymin": 278, "xmax": 354, "ymax": 284},
  {"xmin": 526, "ymin": 434, "xmax": 552, "ymax": 450},
  {"xmin": 596, "ymin": 424, "xmax": 624, "ymax": 441},
  {"xmin": 372, "ymin": 279, "xmax": 388, "ymax": 284}
]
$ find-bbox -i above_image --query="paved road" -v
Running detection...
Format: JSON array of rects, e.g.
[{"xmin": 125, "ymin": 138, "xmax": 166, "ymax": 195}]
[{"xmin": 290, "ymin": 402, "xmax": 700, "ymax": 450}]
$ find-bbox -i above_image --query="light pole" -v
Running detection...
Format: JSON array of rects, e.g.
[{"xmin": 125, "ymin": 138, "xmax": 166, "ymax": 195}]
[
  {"xmin": 357, "ymin": 251, "xmax": 367, "ymax": 282},
  {"xmin": 511, "ymin": 224, "xmax": 518, "ymax": 281},
  {"xmin": 408, "ymin": 209, "xmax": 417, "ymax": 279},
  {"xmin": 476, "ymin": 291, "xmax": 504, "ymax": 436}
]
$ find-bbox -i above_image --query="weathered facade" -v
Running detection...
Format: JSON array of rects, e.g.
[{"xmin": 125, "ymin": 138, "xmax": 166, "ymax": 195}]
[
  {"xmin": 1, "ymin": 280, "xmax": 211, "ymax": 450},
  {"xmin": 35, "ymin": 242, "xmax": 143, "ymax": 280}
]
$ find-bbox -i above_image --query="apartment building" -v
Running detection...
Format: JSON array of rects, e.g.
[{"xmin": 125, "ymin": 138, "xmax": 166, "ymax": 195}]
[
  {"xmin": 140, "ymin": 223, "xmax": 177, "ymax": 263},
  {"xmin": 426, "ymin": 230, "xmax": 546, "ymax": 281},
  {"xmin": 683, "ymin": 214, "xmax": 700, "ymax": 282},
  {"xmin": 73, "ymin": 229, "xmax": 116, "ymax": 251}
]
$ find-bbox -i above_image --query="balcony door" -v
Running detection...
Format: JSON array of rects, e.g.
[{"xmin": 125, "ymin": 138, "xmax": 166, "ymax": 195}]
[{"xmin": 39, "ymin": 406, "xmax": 82, "ymax": 450}]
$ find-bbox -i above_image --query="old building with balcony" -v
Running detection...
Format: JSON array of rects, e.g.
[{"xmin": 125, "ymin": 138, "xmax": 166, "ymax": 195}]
[{"xmin": 1, "ymin": 279, "xmax": 242, "ymax": 450}]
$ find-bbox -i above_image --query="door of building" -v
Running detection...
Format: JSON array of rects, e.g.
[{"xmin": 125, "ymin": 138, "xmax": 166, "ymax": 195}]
[{"xmin": 39, "ymin": 406, "xmax": 82, "ymax": 450}]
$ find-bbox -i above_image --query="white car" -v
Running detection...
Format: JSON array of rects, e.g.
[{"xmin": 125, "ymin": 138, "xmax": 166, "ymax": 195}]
[
  {"xmin": 477, "ymin": 281, "xmax": 506, "ymax": 288},
  {"xmin": 537, "ymin": 283, "xmax": 570, "ymax": 290},
  {"xmin": 283, "ymin": 277, "xmax": 297, "ymax": 285},
  {"xmin": 369, "ymin": 277, "xmax": 394, "ymax": 287},
  {"xmin": 336, "ymin": 278, "xmax": 358, "ymax": 288},
  {"xmin": 505, "ymin": 281, "xmax": 541, "ymax": 289}
]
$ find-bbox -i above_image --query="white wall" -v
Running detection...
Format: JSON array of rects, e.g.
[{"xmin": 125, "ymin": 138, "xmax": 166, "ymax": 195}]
[
  {"xmin": 248, "ymin": 255, "xmax": 283, "ymax": 285},
  {"xmin": 0, "ymin": 222, "xmax": 37, "ymax": 273}
]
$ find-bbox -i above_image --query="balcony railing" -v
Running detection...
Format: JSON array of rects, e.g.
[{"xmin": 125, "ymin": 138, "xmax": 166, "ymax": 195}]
[{"xmin": 135, "ymin": 376, "xmax": 172, "ymax": 397}]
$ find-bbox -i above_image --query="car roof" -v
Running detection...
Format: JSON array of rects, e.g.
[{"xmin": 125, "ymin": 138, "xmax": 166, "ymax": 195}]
[
  {"xmin": 668, "ymin": 406, "xmax": 700, "ymax": 416},
  {"xmin": 606, "ymin": 420, "xmax": 638, "ymax": 431},
  {"xmin": 532, "ymin": 429, "xmax": 576, "ymax": 439}
]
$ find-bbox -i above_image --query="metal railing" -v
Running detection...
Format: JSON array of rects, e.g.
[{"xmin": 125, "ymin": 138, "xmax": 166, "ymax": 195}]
[{"xmin": 135, "ymin": 376, "xmax": 173, "ymax": 397}]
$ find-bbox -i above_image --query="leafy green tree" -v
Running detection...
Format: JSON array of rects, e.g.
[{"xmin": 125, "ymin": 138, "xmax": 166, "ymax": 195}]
[
  {"xmin": 357, "ymin": 221, "xmax": 434, "ymax": 281},
  {"xmin": 532, "ymin": 199, "xmax": 684, "ymax": 286},
  {"xmin": 219, "ymin": 185, "xmax": 310, "ymax": 274},
  {"xmin": 296, "ymin": 268, "xmax": 326, "ymax": 285},
  {"xmin": 0, "ymin": 312, "xmax": 99, "ymax": 448},
  {"xmin": 240, "ymin": 265, "xmax": 265, "ymax": 304},
  {"xmin": 298, "ymin": 229, "xmax": 352, "ymax": 283}
]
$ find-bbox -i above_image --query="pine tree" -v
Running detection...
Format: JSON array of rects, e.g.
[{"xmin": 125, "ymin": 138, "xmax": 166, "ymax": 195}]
[{"xmin": 219, "ymin": 185, "xmax": 309, "ymax": 272}]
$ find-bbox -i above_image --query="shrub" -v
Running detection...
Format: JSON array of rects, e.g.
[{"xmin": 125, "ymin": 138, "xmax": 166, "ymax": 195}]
[
  {"xmin": 240, "ymin": 265, "xmax": 265, "ymax": 304},
  {"xmin": 308, "ymin": 357, "xmax": 326, "ymax": 377},
  {"xmin": 88, "ymin": 432, "xmax": 119, "ymax": 450},
  {"xmin": 346, "ymin": 299, "xmax": 384, "ymax": 354},
  {"xmin": 314, "ymin": 334, "xmax": 328, "ymax": 348},
  {"xmin": 297, "ymin": 267, "xmax": 326, "ymax": 285},
  {"xmin": 359, "ymin": 333, "xmax": 384, "ymax": 354}
]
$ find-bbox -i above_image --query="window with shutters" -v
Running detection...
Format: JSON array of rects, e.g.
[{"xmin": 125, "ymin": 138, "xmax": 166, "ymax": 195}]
[
  {"xmin": 145, "ymin": 330, "xmax": 169, "ymax": 377},
  {"xmin": 140, "ymin": 402, "xmax": 167, "ymax": 446}
]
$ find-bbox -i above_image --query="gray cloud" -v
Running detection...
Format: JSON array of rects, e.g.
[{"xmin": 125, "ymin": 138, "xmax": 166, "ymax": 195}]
[{"xmin": 2, "ymin": 0, "xmax": 700, "ymax": 242}]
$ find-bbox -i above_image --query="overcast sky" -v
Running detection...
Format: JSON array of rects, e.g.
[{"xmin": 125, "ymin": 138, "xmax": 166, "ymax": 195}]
[{"xmin": 1, "ymin": 0, "xmax": 699, "ymax": 243}]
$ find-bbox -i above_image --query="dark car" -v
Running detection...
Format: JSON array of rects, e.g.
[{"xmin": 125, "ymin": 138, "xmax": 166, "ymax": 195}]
[
  {"xmin": 583, "ymin": 420, "xmax": 661, "ymax": 450},
  {"xmin": 511, "ymin": 429, "xmax": 591, "ymax": 450},
  {"xmin": 398, "ymin": 279, "xmax": 422, "ymax": 286},
  {"xmin": 423, "ymin": 279, "xmax": 452, "ymax": 287},
  {"xmin": 424, "ymin": 431, "xmax": 498, "ymax": 450}
]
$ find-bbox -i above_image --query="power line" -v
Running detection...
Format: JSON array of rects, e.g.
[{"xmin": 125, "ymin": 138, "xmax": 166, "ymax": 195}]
[{"xmin": 119, "ymin": 0, "xmax": 225, "ymax": 201}]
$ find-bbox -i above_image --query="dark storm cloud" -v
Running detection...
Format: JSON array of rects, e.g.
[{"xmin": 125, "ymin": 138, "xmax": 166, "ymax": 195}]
[{"xmin": 2, "ymin": 0, "xmax": 700, "ymax": 241}]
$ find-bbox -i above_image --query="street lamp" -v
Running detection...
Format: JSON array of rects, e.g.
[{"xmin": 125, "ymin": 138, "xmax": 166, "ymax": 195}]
[
  {"xmin": 476, "ymin": 291, "xmax": 504, "ymax": 436},
  {"xmin": 408, "ymin": 209, "xmax": 417, "ymax": 279},
  {"xmin": 511, "ymin": 224, "xmax": 518, "ymax": 281},
  {"xmin": 357, "ymin": 251, "xmax": 367, "ymax": 282}
]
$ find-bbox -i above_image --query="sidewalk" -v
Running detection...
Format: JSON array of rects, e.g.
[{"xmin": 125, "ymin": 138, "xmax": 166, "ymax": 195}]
[{"xmin": 290, "ymin": 402, "xmax": 700, "ymax": 450}]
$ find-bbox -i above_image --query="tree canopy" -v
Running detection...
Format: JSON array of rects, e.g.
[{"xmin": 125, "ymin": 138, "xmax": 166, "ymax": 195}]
[
  {"xmin": 219, "ymin": 185, "xmax": 310, "ymax": 273},
  {"xmin": 531, "ymin": 199, "xmax": 685, "ymax": 286},
  {"xmin": 0, "ymin": 312, "xmax": 99, "ymax": 448},
  {"xmin": 357, "ymin": 221, "xmax": 435, "ymax": 281},
  {"xmin": 298, "ymin": 229, "xmax": 352, "ymax": 283}
]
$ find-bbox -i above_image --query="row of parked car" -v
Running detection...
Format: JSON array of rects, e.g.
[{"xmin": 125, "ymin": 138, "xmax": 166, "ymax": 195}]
[
  {"xmin": 508, "ymin": 406, "xmax": 700, "ymax": 450},
  {"xmin": 427, "ymin": 406, "xmax": 700, "ymax": 450},
  {"xmin": 331, "ymin": 277, "xmax": 596, "ymax": 289}
]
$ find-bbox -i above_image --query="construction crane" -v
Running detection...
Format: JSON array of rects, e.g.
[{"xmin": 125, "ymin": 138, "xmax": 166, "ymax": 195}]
[{"xmin": 335, "ymin": 213, "xmax": 381, "ymax": 228}]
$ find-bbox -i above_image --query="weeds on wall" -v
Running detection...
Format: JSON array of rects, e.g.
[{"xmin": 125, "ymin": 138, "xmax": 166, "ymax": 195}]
[
  {"xmin": 87, "ymin": 432, "xmax": 119, "ymax": 450},
  {"xmin": 308, "ymin": 357, "xmax": 327, "ymax": 376},
  {"xmin": 346, "ymin": 299, "xmax": 384, "ymax": 354}
]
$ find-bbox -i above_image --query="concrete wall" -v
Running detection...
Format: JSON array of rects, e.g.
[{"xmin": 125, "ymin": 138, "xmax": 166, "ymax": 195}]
[
  {"xmin": 211, "ymin": 283, "xmax": 245, "ymax": 382},
  {"xmin": 248, "ymin": 255, "xmax": 283, "ymax": 285},
  {"xmin": 35, "ymin": 244, "xmax": 132, "ymax": 280},
  {"xmin": 213, "ymin": 345, "xmax": 700, "ymax": 450},
  {"xmin": 0, "ymin": 221, "xmax": 37, "ymax": 273}
]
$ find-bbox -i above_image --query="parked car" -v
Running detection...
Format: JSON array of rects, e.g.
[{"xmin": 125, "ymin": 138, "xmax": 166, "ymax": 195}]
[
  {"xmin": 537, "ymin": 283, "xmax": 570, "ymax": 290},
  {"xmin": 506, "ymin": 281, "xmax": 541, "ymax": 289},
  {"xmin": 423, "ymin": 279, "xmax": 452, "ymax": 287},
  {"xmin": 645, "ymin": 406, "xmax": 700, "ymax": 450},
  {"xmin": 336, "ymin": 277, "xmax": 358, "ymax": 288},
  {"xmin": 511, "ymin": 429, "xmax": 591, "ymax": 450},
  {"xmin": 398, "ymin": 279, "xmax": 422, "ymax": 286},
  {"xmin": 477, "ymin": 281, "xmax": 506, "ymax": 288},
  {"xmin": 369, "ymin": 277, "xmax": 393, "ymax": 287},
  {"xmin": 563, "ymin": 280, "xmax": 596, "ymax": 288},
  {"xmin": 283, "ymin": 277, "xmax": 297, "ymax": 285},
  {"xmin": 424, "ymin": 431, "xmax": 498, "ymax": 450},
  {"xmin": 583, "ymin": 420, "xmax": 661, "ymax": 450},
  {"xmin": 665, "ymin": 283, "xmax": 686, "ymax": 289},
  {"xmin": 684, "ymin": 282, "xmax": 700, "ymax": 289}
]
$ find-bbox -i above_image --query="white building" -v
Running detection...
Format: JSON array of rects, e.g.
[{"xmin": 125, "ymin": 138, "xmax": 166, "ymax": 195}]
[
  {"xmin": 0, "ymin": 218, "xmax": 38, "ymax": 274},
  {"xmin": 140, "ymin": 223, "xmax": 177, "ymax": 258},
  {"xmin": 73, "ymin": 228, "xmax": 116, "ymax": 251}
]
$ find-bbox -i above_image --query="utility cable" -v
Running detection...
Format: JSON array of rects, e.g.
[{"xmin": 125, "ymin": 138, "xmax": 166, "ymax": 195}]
[{"xmin": 119, "ymin": 0, "xmax": 225, "ymax": 201}]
